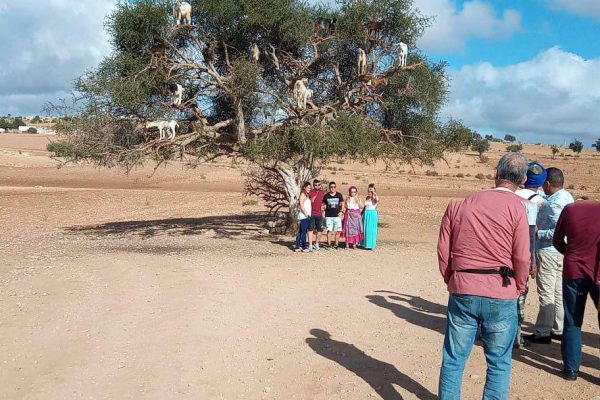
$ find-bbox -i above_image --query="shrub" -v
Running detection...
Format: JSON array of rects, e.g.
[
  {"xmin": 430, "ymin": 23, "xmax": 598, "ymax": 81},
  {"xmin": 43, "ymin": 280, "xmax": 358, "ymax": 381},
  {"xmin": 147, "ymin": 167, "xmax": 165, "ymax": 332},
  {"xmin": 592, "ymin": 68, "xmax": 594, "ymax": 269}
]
[
  {"xmin": 466, "ymin": 173, "xmax": 472, "ymax": 177},
  {"xmin": 504, "ymin": 134, "xmax": 516, "ymax": 142},
  {"xmin": 486, "ymin": 174, "xmax": 493, "ymax": 180},
  {"xmin": 456, "ymin": 173, "xmax": 464, "ymax": 178},
  {"xmin": 242, "ymin": 199, "xmax": 258, "ymax": 206},
  {"xmin": 480, "ymin": 155, "xmax": 489, "ymax": 163},
  {"xmin": 471, "ymin": 139, "xmax": 490, "ymax": 156},
  {"xmin": 569, "ymin": 139, "xmax": 583, "ymax": 154},
  {"xmin": 475, "ymin": 173, "xmax": 485, "ymax": 180},
  {"xmin": 567, "ymin": 184, "xmax": 575, "ymax": 190},
  {"xmin": 27, "ymin": 127, "xmax": 38, "ymax": 134},
  {"xmin": 506, "ymin": 144, "xmax": 522, "ymax": 152},
  {"xmin": 425, "ymin": 170, "xmax": 439, "ymax": 176}
]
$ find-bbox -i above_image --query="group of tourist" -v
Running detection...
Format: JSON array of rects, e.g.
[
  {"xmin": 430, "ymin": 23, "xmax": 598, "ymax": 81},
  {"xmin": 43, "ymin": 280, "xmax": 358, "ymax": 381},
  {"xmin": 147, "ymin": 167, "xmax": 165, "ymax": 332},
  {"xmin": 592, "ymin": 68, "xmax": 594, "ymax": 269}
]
[
  {"xmin": 294, "ymin": 179, "xmax": 379, "ymax": 252},
  {"xmin": 437, "ymin": 152, "xmax": 600, "ymax": 399}
]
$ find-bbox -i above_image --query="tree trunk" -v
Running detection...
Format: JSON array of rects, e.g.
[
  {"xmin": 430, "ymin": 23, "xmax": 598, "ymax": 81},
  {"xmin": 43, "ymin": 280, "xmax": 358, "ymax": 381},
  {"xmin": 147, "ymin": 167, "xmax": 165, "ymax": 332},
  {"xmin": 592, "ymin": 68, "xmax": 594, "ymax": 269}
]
[
  {"xmin": 277, "ymin": 164, "xmax": 311, "ymax": 233},
  {"xmin": 234, "ymin": 98, "xmax": 246, "ymax": 144}
]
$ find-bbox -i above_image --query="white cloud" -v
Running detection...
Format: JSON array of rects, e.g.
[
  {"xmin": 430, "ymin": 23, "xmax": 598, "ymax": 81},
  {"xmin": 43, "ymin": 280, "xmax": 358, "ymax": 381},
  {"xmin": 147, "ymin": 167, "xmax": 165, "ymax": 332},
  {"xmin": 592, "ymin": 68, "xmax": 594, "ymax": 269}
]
[
  {"xmin": 0, "ymin": 0, "xmax": 115, "ymax": 116},
  {"xmin": 444, "ymin": 47, "xmax": 600, "ymax": 144},
  {"xmin": 546, "ymin": 0, "xmax": 600, "ymax": 19},
  {"xmin": 414, "ymin": 0, "xmax": 521, "ymax": 52}
]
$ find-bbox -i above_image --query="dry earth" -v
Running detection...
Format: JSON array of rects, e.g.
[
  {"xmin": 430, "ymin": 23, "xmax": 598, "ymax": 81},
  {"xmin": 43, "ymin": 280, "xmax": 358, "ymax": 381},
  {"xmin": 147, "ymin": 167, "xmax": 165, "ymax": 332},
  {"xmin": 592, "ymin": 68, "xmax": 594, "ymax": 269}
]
[{"xmin": 0, "ymin": 133, "xmax": 599, "ymax": 399}]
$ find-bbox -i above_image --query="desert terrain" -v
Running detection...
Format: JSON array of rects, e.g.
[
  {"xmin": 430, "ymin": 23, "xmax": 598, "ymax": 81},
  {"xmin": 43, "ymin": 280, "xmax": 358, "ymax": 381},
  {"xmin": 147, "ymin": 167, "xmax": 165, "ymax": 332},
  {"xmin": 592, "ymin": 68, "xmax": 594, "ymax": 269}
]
[{"xmin": 0, "ymin": 133, "xmax": 598, "ymax": 399}]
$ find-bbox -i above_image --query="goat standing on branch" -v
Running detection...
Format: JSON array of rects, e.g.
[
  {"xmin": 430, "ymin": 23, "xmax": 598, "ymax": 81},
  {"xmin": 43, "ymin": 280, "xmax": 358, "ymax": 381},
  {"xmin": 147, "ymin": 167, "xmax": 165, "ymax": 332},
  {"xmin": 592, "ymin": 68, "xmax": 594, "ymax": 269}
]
[
  {"xmin": 168, "ymin": 83, "xmax": 183, "ymax": 106},
  {"xmin": 174, "ymin": 1, "xmax": 192, "ymax": 25},
  {"xmin": 314, "ymin": 17, "xmax": 337, "ymax": 37},
  {"xmin": 146, "ymin": 120, "xmax": 179, "ymax": 140},
  {"xmin": 250, "ymin": 43, "xmax": 260, "ymax": 63},
  {"xmin": 293, "ymin": 79, "xmax": 311, "ymax": 110},
  {"xmin": 396, "ymin": 42, "xmax": 408, "ymax": 67},
  {"xmin": 357, "ymin": 48, "xmax": 368, "ymax": 76}
]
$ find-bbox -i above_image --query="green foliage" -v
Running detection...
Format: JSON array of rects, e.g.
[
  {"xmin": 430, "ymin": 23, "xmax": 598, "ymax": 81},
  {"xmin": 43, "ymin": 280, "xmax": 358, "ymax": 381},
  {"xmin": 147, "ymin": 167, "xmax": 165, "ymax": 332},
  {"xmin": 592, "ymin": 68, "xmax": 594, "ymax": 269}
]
[
  {"xmin": 31, "ymin": 116, "xmax": 42, "ymax": 123},
  {"xmin": 593, "ymin": 138, "xmax": 600, "ymax": 152},
  {"xmin": 504, "ymin": 134, "xmax": 516, "ymax": 142},
  {"xmin": 506, "ymin": 143, "xmax": 522, "ymax": 152},
  {"xmin": 471, "ymin": 139, "xmax": 490, "ymax": 156},
  {"xmin": 569, "ymin": 139, "xmax": 583, "ymax": 154},
  {"xmin": 27, "ymin": 127, "xmax": 38, "ymax": 134}
]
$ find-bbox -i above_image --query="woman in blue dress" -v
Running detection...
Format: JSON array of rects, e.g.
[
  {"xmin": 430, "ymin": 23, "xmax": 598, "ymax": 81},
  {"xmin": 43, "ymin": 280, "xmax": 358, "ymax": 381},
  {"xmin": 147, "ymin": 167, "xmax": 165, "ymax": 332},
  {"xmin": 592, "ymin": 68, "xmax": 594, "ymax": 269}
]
[{"xmin": 361, "ymin": 184, "xmax": 379, "ymax": 250}]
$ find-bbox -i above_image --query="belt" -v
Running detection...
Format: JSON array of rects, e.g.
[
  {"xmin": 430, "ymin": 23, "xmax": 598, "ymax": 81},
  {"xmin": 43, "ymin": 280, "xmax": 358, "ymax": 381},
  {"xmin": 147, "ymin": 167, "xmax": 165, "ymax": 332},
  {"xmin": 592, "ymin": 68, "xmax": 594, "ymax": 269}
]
[{"xmin": 457, "ymin": 266, "xmax": 514, "ymax": 287}]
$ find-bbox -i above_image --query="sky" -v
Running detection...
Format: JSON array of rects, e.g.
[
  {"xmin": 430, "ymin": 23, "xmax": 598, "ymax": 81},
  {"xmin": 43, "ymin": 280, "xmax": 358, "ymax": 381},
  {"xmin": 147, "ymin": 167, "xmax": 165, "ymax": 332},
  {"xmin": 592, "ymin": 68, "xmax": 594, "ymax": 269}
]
[{"xmin": 0, "ymin": 0, "xmax": 599, "ymax": 146}]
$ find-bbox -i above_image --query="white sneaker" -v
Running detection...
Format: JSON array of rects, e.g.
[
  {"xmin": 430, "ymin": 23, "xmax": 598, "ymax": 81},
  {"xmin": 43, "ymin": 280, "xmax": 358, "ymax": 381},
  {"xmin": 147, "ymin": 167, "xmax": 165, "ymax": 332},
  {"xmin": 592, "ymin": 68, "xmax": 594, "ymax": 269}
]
[{"xmin": 313, "ymin": 243, "xmax": 319, "ymax": 250}]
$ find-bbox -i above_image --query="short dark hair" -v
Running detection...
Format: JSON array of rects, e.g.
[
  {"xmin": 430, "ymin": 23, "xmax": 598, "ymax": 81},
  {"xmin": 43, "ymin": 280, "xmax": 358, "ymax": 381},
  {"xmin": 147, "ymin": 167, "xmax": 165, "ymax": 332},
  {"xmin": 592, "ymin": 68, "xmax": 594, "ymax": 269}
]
[
  {"xmin": 368, "ymin": 183, "xmax": 375, "ymax": 189},
  {"xmin": 546, "ymin": 167, "xmax": 564, "ymax": 188},
  {"xmin": 313, "ymin": 179, "xmax": 320, "ymax": 184},
  {"xmin": 329, "ymin": 181, "xmax": 336, "ymax": 186}
]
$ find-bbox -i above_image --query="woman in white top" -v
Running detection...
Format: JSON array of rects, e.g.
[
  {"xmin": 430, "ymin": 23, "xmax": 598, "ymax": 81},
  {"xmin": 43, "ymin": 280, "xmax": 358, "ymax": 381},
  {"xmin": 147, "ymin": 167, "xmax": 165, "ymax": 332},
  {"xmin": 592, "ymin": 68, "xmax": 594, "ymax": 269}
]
[
  {"xmin": 361, "ymin": 183, "xmax": 379, "ymax": 249},
  {"xmin": 295, "ymin": 182, "xmax": 313, "ymax": 252},
  {"xmin": 342, "ymin": 186, "xmax": 364, "ymax": 249}
]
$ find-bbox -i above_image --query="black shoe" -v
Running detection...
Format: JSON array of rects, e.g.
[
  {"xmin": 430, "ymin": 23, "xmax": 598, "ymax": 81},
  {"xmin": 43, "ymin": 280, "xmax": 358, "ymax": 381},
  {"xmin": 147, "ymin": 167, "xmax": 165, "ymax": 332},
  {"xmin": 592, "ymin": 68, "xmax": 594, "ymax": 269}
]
[
  {"xmin": 523, "ymin": 334, "xmax": 551, "ymax": 344},
  {"xmin": 562, "ymin": 370, "xmax": 578, "ymax": 381},
  {"xmin": 551, "ymin": 333, "xmax": 563, "ymax": 341}
]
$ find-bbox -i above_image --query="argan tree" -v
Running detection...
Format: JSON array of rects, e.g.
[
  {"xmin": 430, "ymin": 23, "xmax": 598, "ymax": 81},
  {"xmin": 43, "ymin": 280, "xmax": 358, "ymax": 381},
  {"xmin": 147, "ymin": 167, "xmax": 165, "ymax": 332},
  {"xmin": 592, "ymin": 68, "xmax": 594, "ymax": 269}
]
[
  {"xmin": 593, "ymin": 138, "xmax": 600, "ymax": 152},
  {"xmin": 569, "ymin": 139, "xmax": 583, "ymax": 154},
  {"xmin": 48, "ymin": 0, "xmax": 472, "ymax": 228}
]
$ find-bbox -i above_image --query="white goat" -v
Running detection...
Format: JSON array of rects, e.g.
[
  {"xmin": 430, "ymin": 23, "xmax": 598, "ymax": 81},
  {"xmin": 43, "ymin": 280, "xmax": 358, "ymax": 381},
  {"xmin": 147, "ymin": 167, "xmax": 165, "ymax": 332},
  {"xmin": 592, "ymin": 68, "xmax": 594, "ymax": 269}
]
[
  {"xmin": 293, "ymin": 79, "xmax": 311, "ymax": 109},
  {"xmin": 146, "ymin": 120, "xmax": 179, "ymax": 140},
  {"xmin": 169, "ymin": 83, "xmax": 183, "ymax": 106},
  {"xmin": 174, "ymin": 1, "xmax": 192, "ymax": 25},
  {"xmin": 250, "ymin": 43, "xmax": 260, "ymax": 63},
  {"xmin": 396, "ymin": 42, "xmax": 408, "ymax": 67},
  {"xmin": 357, "ymin": 48, "xmax": 368, "ymax": 76}
]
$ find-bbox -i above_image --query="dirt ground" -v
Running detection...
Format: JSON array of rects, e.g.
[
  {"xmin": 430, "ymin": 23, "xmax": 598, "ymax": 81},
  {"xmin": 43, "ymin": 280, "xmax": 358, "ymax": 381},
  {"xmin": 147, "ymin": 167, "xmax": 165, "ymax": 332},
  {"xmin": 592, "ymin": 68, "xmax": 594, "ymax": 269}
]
[{"xmin": 1, "ymin": 133, "xmax": 598, "ymax": 399}]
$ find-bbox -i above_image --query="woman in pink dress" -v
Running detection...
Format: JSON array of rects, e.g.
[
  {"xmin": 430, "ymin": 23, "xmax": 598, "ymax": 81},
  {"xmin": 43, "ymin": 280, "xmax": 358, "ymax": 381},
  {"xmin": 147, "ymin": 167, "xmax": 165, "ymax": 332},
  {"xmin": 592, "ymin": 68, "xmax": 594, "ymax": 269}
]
[{"xmin": 342, "ymin": 186, "xmax": 364, "ymax": 249}]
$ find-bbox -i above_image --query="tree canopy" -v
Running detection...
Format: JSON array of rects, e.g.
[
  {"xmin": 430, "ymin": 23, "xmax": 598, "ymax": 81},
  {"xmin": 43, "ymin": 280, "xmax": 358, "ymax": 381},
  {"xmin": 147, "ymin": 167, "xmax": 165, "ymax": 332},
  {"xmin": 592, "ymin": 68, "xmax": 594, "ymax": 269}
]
[{"xmin": 48, "ymin": 0, "xmax": 474, "ymax": 225}]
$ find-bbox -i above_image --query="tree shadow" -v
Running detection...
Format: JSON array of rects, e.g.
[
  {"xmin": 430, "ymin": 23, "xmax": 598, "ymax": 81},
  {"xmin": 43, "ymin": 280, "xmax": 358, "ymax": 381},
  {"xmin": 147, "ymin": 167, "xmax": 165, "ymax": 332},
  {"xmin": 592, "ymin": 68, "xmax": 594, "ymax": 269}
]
[
  {"xmin": 368, "ymin": 291, "xmax": 600, "ymax": 385},
  {"xmin": 306, "ymin": 329, "xmax": 436, "ymax": 400},
  {"xmin": 66, "ymin": 212, "xmax": 292, "ymax": 247}
]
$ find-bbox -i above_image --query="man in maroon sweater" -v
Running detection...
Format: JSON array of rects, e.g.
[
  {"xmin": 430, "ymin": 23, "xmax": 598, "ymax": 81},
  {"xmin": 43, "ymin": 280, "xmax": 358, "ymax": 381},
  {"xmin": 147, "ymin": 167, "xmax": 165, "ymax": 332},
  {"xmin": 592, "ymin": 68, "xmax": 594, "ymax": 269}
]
[{"xmin": 552, "ymin": 200, "xmax": 600, "ymax": 381}]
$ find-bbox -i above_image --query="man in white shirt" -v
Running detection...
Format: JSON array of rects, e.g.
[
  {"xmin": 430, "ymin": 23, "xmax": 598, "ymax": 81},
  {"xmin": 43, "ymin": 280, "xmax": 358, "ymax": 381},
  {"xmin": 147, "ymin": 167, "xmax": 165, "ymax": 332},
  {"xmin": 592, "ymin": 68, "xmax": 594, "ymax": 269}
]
[{"xmin": 514, "ymin": 161, "xmax": 547, "ymax": 347}]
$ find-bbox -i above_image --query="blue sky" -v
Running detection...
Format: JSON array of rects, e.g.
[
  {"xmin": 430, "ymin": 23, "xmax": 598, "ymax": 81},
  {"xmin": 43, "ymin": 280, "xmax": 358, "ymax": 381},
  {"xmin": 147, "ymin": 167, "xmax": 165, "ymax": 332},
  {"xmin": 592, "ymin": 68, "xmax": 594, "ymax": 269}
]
[{"xmin": 0, "ymin": 0, "xmax": 599, "ymax": 146}]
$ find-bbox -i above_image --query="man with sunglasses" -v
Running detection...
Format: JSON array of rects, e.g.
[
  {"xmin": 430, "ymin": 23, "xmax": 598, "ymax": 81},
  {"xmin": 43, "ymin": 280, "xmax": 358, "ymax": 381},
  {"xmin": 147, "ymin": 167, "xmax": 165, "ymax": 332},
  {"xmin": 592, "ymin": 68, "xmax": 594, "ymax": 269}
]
[
  {"xmin": 323, "ymin": 181, "xmax": 345, "ymax": 249},
  {"xmin": 309, "ymin": 179, "xmax": 326, "ymax": 250}
]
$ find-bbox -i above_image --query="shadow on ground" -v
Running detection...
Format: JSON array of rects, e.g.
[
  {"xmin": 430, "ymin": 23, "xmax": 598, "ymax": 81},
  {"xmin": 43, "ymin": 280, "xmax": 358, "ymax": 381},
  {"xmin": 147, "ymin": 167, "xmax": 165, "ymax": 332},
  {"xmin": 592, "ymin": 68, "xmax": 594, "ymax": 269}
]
[
  {"xmin": 306, "ymin": 328, "xmax": 436, "ymax": 400},
  {"xmin": 368, "ymin": 291, "xmax": 600, "ymax": 386},
  {"xmin": 66, "ymin": 212, "xmax": 290, "ymax": 243}
]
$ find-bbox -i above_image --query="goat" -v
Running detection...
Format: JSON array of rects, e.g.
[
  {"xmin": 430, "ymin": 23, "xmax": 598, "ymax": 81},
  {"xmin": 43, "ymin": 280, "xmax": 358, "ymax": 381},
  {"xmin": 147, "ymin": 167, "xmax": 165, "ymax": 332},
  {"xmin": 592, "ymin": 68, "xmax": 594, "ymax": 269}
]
[
  {"xmin": 174, "ymin": 1, "xmax": 192, "ymax": 25},
  {"xmin": 265, "ymin": 44, "xmax": 280, "ymax": 70},
  {"xmin": 293, "ymin": 79, "xmax": 311, "ymax": 110},
  {"xmin": 357, "ymin": 48, "xmax": 368, "ymax": 76},
  {"xmin": 167, "ymin": 83, "xmax": 183, "ymax": 106},
  {"xmin": 146, "ymin": 120, "xmax": 179, "ymax": 140},
  {"xmin": 314, "ymin": 17, "xmax": 337, "ymax": 37},
  {"xmin": 368, "ymin": 76, "xmax": 389, "ymax": 90},
  {"xmin": 250, "ymin": 43, "xmax": 260, "ymax": 63},
  {"xmin": 395, "ymin": 42, "xmax": 408, "ymax": 67},
  {"xmin": 202, "ymin": 42, "xmax": 216, "ymax": 64},
  {"xmin": 366, "ymin": 21, "xmax": 383, "ymax": 40},
  {"xmin": 149, "ymin": 41, "xmax": 168, "ymax": 69}
]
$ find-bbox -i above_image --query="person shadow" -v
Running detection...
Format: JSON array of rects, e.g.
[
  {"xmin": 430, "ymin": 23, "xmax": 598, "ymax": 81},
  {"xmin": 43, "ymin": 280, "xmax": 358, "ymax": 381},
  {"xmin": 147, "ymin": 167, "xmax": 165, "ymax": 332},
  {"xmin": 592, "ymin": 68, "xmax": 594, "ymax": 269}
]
[
  {"xmin": 306, "ymin": 329, "xmax": 436, "ymax": 400},
  {"xmin": 368, "ymin": 291, "xmax": 600, "ymax": 386}
]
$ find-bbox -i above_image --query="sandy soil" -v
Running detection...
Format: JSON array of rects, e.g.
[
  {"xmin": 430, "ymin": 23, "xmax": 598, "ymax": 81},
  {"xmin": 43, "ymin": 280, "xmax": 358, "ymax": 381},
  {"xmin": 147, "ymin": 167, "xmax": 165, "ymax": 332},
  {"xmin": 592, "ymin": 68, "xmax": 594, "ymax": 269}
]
[{"xmin": 0, "ymin": 133, "xmax": 598, "ymax": 399}]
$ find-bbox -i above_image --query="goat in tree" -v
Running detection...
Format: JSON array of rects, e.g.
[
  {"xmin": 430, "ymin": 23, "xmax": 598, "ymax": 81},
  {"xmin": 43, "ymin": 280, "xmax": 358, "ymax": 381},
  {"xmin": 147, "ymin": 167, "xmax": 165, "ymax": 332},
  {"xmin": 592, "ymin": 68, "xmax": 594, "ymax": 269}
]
[
  {"xmin": 250, "ymin": 43, "xmax": 260, "ymax": 63},
  {"xmin": 168, "ymin": 83, "xmax": 183, "ymax": 106},
  {"xmin": 293, "ymin": 79, "xmax": 311, "ymax": 109},
  {"xmin": 314, "ymin": 17, "xmax": 337, "ymax": 37},
  {"xmin": 357, "ymin": 48, "xmax": 368, "ymax": 76},
  {"xmin": 149, "ymin": 41, "xmax": 168, "ymax": 70},
  {"xmin": 365, "ymin": 21, "xmax": 383, "ymax": 40},
  {"xmin": 396, "ymin": 42, "xmax": 408, "ymax": 67},
  {"xmin": 146, "ymin": 120, "xmax": 179, "ymax": 140},
  {"xmin": 173, "ymin": 1, "xmax": 192, "ymax": 25}
]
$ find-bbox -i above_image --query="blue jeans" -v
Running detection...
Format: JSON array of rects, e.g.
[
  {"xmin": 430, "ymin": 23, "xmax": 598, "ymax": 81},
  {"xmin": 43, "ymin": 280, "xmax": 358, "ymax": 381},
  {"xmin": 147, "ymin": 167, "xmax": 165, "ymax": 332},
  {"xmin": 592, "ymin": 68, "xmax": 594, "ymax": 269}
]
[
  {"xmin": 294, "ymin": 218, "xmax": 311, "ymax": 249},
  {"xmin": 439, "ymin": 294, "xmax": 518, "ymax": 400},
  {"xmin": 562, "ymin": 278, "xmax": 600, "ymax": 372}
]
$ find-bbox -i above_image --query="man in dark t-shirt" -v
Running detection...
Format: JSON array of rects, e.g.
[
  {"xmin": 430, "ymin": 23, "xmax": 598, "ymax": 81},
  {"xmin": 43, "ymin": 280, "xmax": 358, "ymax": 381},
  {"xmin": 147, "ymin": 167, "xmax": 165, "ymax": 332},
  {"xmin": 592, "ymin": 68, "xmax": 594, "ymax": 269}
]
[
  {"xmin": 309, "ymin": 179, "xmax": 326, "ymax": 250},
  {"xmin": 323, "ymin": 181, "xmax": 344, "ymax": 249}
]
